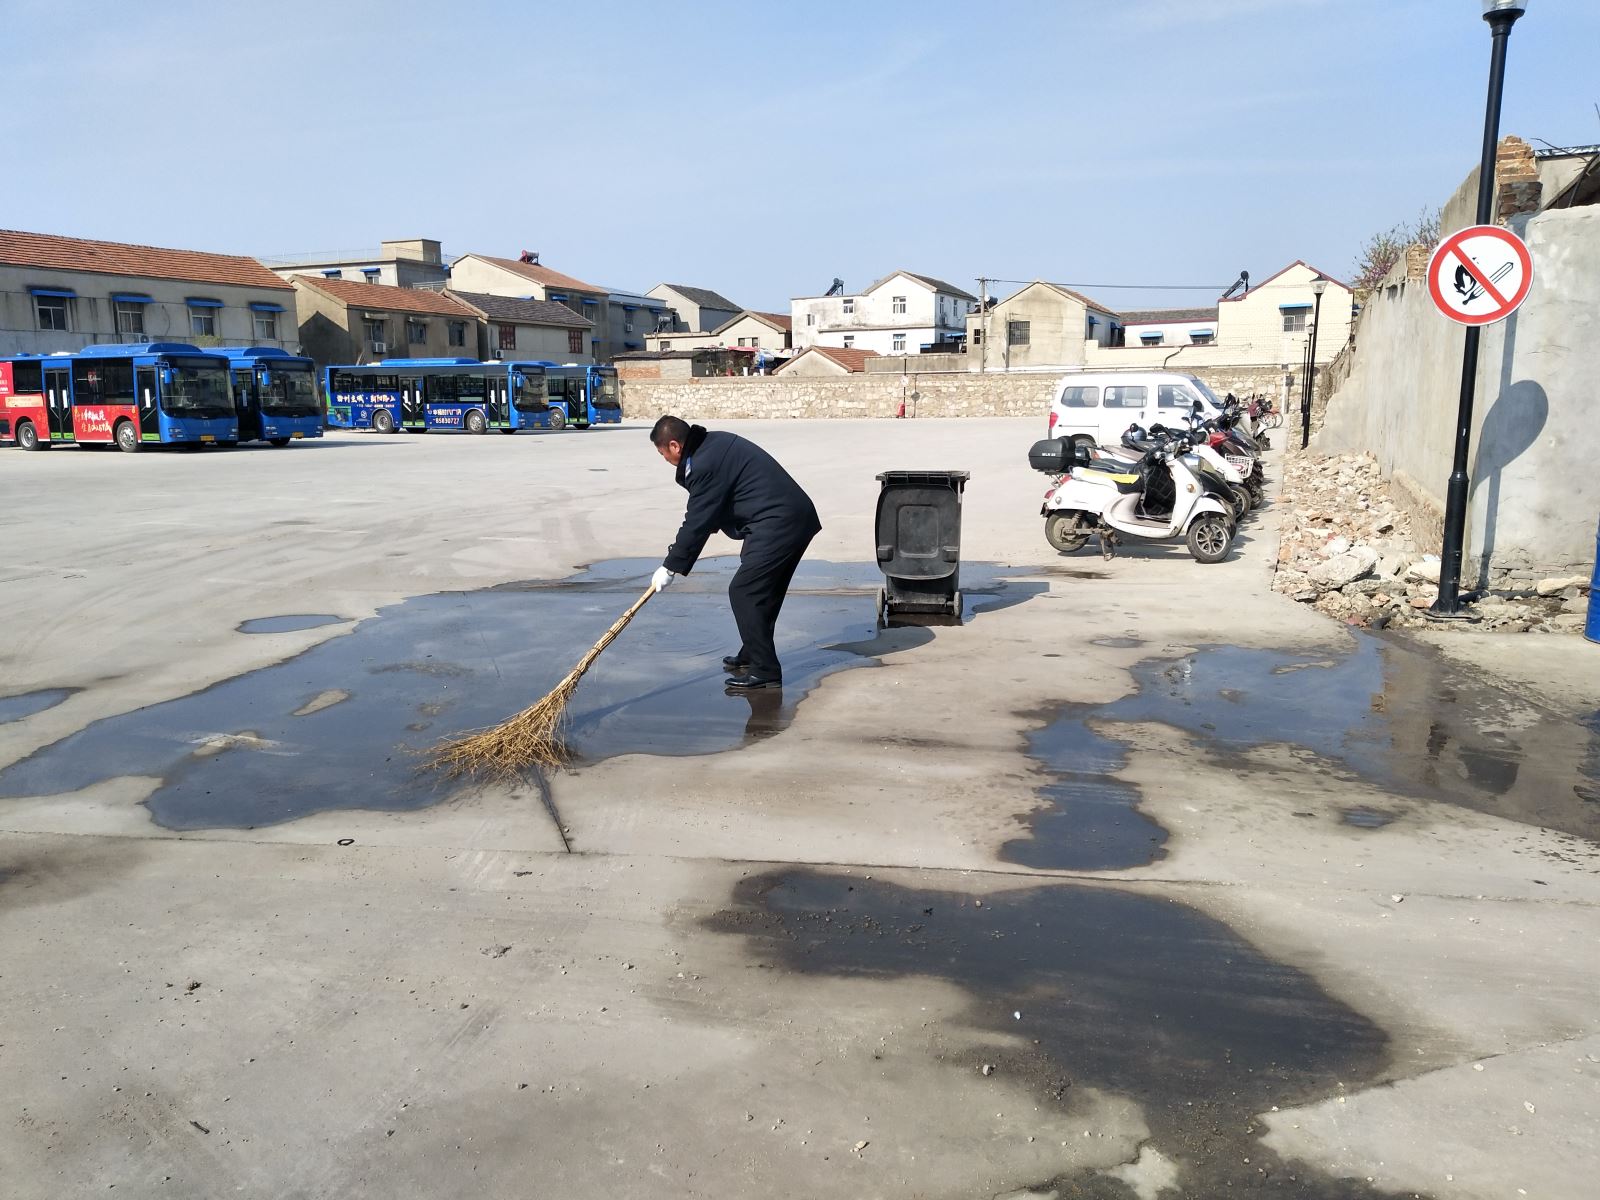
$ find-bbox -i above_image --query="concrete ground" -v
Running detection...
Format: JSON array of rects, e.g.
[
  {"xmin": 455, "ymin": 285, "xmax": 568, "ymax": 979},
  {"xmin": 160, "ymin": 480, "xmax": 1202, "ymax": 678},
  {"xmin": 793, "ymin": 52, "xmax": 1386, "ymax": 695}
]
[{"xmin": 1, "ymin": 419, "xmax": 1597, "ymax": 1199}]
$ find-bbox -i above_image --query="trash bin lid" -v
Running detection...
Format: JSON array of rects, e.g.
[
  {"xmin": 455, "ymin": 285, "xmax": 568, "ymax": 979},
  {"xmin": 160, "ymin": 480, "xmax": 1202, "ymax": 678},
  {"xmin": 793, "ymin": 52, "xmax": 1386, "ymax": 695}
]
[{"xmin": 876, "ymin": 470, "xmax": 971, "ymax": 487}]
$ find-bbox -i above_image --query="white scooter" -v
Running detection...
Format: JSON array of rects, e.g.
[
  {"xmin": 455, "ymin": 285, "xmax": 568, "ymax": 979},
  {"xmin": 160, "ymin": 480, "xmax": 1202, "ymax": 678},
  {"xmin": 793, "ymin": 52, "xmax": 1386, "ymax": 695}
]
[
  {"xmin": 1038, "ymin": 433, "xmax": 1236, "ymax": 563},
  {"xmin": 1080, "ymin": 422, "xmax": 1253, "ymax": 519}
]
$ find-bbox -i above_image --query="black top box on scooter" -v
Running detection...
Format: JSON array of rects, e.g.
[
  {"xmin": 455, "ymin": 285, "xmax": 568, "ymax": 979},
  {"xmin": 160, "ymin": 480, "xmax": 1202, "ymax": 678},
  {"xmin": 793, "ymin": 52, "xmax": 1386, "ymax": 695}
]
[{"xmin": 1029, "ymin": 438, "xmax": 1075, "ymax": 474}]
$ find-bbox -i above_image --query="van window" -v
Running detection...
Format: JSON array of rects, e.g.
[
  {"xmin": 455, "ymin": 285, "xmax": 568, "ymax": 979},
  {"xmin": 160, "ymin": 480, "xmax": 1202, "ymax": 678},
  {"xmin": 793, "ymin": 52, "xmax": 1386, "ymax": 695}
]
[
  {"xmin": 1104, "ymin": 385, "xmax": 1147, "ymax": 408},
  {"xmin": 1060, "ymin": 385, "xmax": 1099, "ymax": 408},
  {"xmin": 1157, "ymin": 384, "xmax": 1199, "ymax": 408}
]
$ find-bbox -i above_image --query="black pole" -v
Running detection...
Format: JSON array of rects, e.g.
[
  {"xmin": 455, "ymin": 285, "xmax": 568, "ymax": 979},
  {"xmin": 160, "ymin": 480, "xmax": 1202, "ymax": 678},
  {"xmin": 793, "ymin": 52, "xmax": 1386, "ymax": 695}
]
[
  {"xmin": 1298, "ymin": 337, "xmax": 1311, "ymax": 448},
  {"xmin": 1302, "ymin": 287, "xmax": 1325, "ymax": 449},
  {"xmin": 1435, "ymin": 6, "xmax": 1522, "ymax": 614}
]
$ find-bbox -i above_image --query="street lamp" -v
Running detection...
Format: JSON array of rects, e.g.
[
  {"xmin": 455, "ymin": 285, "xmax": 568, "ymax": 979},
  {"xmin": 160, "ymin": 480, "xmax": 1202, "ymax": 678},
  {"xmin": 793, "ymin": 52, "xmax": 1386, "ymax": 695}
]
[
  {"xmin": 1434, "ymin": 0, "xmax": 1530, "ymax": 614},
  {"xmin": 1300, "ymin": 276, "xmax": 1328, "ymax": 450}
]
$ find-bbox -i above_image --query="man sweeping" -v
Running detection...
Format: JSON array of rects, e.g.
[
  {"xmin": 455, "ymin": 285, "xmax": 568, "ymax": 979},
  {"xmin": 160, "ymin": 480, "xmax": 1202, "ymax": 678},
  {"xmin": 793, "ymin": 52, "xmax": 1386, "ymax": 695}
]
[{"xmin": 649, "ymin": 416, "xmax": 821, "ymax": 691}]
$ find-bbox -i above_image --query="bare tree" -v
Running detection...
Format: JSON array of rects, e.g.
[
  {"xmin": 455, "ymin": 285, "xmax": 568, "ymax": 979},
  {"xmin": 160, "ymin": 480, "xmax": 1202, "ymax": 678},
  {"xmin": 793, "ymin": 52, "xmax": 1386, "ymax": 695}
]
[{"xmin": 1349, "ymin": 207, "xmax": 1441, "ymax": 298}]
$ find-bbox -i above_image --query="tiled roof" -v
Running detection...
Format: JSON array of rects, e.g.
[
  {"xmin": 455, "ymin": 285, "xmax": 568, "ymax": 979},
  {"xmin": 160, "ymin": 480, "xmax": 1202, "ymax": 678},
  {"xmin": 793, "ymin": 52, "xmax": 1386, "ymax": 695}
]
[
  {"xmin": 1038, "ymin": 282, "xmax": 1120, "ymax": 317},
  {"xmin": 660, "ymin": 283, "xmax": 740, "ymax": 311},
  {"xmin": 1119, "ymin": 306, "xmax": 1219, "ymax": 325},
  {"xmin": 0, "ymin": 228, "xmax": 293, "ymax": 290},
  {"xmin": 803, "ymin": 346, "xmax": 880, "ymax": 372},
  {"xmin": 712, "ymin": 310, "xmax": 793, "ymax": 336},
  {"xmin": 293, "ymin": 275, "xmax": 477, "ymax": 317},
  {"xmin": 1219, "ymin": 260, "xmax": 1353, "ymax": 301},
  {"xmin": 753, "ymin": 311, "xmax": 792, "ymax": 331},
  {"xmin": 466, "ymin": 255, "xmax": 608, "ymax": 295},
  {"xmin": 873, "ymin": 270, "xmax": 977, "ymax": 301},
  {"xmin": 447, "ymin": 290, "xmax": 593, "ymax": 328}
]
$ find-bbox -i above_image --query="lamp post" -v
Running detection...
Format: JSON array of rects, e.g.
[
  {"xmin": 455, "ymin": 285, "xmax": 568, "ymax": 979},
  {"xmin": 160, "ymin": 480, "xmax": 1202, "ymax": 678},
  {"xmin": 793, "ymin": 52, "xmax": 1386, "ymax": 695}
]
[
  {"xmin": 1435, "ymin": 0, "xmax": 1530, "ymax": 614},
  {"xmin": 1300, "ymin": 276, "xmax": 1328, "ymax": 449}
]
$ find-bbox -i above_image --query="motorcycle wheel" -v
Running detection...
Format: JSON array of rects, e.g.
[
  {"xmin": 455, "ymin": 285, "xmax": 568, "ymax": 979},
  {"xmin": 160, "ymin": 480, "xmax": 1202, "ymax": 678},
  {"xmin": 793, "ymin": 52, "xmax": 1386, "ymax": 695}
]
[
  {"xmin": 1045, "ymin": 511, "xmax": 1090, "ymax": 553},
  {"xmin": 1229, "ymin": 483, "xmax": 1252, "ymax": 517},
  {"xmin": 1186, "ymin": 515, "xmax": 1233, "ymax": 564}
]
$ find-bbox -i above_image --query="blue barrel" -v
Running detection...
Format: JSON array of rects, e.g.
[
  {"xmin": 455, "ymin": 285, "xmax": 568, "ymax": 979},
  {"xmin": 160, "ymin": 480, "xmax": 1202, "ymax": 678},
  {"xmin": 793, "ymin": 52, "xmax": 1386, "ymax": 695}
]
[{"xmin": 1587, "ymin": 515, "xmax": 1600, "ymax": 644}]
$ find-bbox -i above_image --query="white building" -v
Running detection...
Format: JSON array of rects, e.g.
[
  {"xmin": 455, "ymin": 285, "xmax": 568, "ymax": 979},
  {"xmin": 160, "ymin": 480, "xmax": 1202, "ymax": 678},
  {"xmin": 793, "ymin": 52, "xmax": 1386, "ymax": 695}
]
[{"xmin": 791, "ymin": 270, "xmax": 977, "ymax": 356}]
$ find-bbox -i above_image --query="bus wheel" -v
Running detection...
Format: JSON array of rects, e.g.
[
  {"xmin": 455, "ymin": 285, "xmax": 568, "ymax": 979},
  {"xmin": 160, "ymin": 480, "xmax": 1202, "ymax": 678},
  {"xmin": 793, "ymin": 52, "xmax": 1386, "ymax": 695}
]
[
  {"xmin": 372, "ymin": 410, "xmax": 396, "ymax": 434},
  {"xmin": 115, "ymin": 421, "xmax": 140, "ymax": 453},
  {"xmin": 269, "ymin": 437, "xmax": 291, "ymax": 447},
  {"xmin": 499, "ymin": 428, "xmax": 517, "ymax": 435},
  {"xmin": 16, "ymin": 420, "xmax": 44, "ymax": 451},
  {"xmin": 547, "ymin": 408, "xmax": 567, "ymax": 431},
  {"xmin": 465, "ymin": 409, "xmax": 487, "ymax": 435}
]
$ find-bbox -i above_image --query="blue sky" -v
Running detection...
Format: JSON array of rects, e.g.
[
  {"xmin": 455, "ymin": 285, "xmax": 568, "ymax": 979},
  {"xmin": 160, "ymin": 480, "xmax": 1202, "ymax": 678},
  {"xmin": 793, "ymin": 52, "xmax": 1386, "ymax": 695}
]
[{"xmin": 3, "ymin": 0, "xmax": 1595, "ymax": 311}]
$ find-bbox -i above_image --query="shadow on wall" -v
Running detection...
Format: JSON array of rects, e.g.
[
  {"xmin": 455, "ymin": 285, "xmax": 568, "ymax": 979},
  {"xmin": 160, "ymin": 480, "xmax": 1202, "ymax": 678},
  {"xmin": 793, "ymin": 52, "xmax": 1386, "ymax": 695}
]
[{"xmin": 1470, "ymin": 310, "xmax": 1548, "ymax": 586}]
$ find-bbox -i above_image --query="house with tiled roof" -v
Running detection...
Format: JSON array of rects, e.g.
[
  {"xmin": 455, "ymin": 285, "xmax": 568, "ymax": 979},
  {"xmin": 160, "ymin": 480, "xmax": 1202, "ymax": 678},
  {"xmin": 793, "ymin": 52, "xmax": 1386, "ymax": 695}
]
[
  {"xmin": 791, "ymin": 270, "xmax": 977, "ymax": 356},
  {"xmin": 964, "ymin": 280, "xmax": 1122, "ymax": 371},
  {"xmin": 290, "ymin": 275, "xmax": 479, "ymax": 369},
  {"xmin": 643, "ymin": 309, "xmax": 792, "ymax": 357},
  {"xmin": 445, "ymin": 290, "xmax": 594, "ymax": 364},
  {"xmin": 261, "ymin": 238, "xmax": 451, "ymax": 290},
  {"xmin": 646, "ymin": 283, "xmax": 742, "ymax": 333},
  {"xmin": 0, "ymin": 228, "xmax": 298, "ymax": 356},
  {"xmin": 773, "ymin": 345, "xmax": 881, "ymax": 377}
]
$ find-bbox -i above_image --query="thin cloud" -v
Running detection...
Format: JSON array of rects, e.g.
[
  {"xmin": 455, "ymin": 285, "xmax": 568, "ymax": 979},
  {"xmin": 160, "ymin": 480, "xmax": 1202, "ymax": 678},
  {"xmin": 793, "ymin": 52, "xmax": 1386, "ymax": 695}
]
[{"xmin": 1124, "ymin": 0, "xmax": 1334, "ymax": 29}]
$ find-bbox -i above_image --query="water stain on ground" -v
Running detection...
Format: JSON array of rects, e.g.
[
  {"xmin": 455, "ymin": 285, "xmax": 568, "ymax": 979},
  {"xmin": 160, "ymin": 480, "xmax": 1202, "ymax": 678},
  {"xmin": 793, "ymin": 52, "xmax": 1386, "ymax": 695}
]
[
  {"xmin": 0, "ymin": 688, "xmax": 79, "ymax": 724},
  {"xmin": 236, "ymin": 614, "xmax": 347, "ymax": 634},
  {"xmin": 0, "ymin": 559, "xmax": 1041, "ymax": 830},
  {"xmin": 706, "ymin": 869, "xmax": 1431, "ymax": 1199}
]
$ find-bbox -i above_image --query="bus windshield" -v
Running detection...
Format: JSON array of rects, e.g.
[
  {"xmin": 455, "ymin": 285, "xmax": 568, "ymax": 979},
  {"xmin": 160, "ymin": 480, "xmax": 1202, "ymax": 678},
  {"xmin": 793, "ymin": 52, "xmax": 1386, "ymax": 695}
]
[
  {"xmin": 513, "ymin": 369, "xmax": 548, "ymax": 413},
  {"xmin": 162, "ymin": 360, "xmax": 235, "ymax": 418},
  {"xmin": 263, "ymin": 366, "xmax": 321, "ymax": 416},
  {"xmin": 595, "ymin": 370, "xmax": 619, "ymax": 408}
]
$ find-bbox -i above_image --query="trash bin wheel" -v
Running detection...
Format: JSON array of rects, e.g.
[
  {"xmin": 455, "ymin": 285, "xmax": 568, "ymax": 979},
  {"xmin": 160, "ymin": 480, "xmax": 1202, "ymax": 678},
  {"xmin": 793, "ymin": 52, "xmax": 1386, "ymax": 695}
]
[
  {"xmin": 952, "ymin": 591, "xmax": 962, "ymax": 618},
  {"xmin": 875, "ymin": 587, "xmax": 887, "ymax": 627}
]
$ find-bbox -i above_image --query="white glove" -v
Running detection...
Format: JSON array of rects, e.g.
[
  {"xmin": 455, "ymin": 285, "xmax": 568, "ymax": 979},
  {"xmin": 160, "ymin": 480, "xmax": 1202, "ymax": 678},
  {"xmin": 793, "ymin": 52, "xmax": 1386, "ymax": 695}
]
[{"xmin": 651, "ymin": 566, "xmax": 676, "ymax": 593}]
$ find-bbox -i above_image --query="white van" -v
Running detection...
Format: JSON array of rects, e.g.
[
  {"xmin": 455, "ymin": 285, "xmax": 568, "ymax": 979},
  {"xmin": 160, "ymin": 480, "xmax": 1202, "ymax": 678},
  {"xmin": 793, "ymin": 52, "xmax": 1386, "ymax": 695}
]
[{"xmin": 1046, "ymin": 371, "xmax": 1226, "ymax": 449}]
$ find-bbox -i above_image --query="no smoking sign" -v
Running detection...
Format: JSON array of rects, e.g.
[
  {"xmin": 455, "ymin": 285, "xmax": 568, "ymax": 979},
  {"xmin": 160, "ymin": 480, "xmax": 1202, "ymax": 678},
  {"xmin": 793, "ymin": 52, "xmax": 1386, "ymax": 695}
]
[{"xmin": 1427, "ymin": 224, "xmax": 1532, "ymax": 326}]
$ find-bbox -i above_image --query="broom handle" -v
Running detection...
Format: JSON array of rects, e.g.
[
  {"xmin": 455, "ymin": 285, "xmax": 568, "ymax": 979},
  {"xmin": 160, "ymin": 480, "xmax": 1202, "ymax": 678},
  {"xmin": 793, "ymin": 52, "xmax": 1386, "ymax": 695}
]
[{"xmin": 557, "ymin": 586, "xmax": 655, "ymax": 687}]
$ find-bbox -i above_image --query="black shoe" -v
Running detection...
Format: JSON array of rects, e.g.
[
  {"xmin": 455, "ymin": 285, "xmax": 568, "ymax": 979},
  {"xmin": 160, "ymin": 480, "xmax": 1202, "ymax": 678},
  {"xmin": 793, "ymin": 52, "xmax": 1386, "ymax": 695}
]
[
  {"xmin": 724, "ymin": 673, "xmax": 782, "ymax": 691},
  {"xmin": 722, "ymin": 655, "xmax": 750, "ymax": 672}
]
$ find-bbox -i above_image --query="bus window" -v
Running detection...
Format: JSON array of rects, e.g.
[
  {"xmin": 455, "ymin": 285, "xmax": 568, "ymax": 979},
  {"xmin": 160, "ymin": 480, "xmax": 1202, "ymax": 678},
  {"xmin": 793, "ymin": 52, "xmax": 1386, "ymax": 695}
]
[
  {"xmin": 9, "ymin": 359, "xmax": 43, "ymax": 394},
  {"xmin": 513, "ymin": 370, "xmax": 548, "ymax": 412},
  {"xmin": 457, "ymin": 374, "xmax": 487, "ymax": 401}
]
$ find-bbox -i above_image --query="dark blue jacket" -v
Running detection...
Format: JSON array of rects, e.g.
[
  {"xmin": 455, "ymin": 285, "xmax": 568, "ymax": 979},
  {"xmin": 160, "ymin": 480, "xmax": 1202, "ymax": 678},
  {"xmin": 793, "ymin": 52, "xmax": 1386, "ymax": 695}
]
[{"xmin": 663, "ymin": 426, "xmax": 821, "ymax": 575}]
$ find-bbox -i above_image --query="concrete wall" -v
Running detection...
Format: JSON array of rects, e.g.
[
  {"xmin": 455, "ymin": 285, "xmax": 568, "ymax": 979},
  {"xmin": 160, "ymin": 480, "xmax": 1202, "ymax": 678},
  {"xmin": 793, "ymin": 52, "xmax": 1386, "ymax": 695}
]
[
  {"xmin": 0, "ymin": 268, "xmax": 299, "ymax": 356},
  {"xmin": 1315, "ymin": 205, "xmax": 1600, "ymax": 583},
  {"xmin": 965, "ymin": 283, "xmax": 1096, "ymax": 371},
  {"xmin": 1123, "ymin": 319, "xmax": 1215, "ymax": 347},
  {"xmin": 645, "ymin": 285, "xmax": 738, "ymax": 333},
  {"xmin": 621, "ymin": 370, "xmax": 1057, "ymax": 422},
  {"xmin": 478, "ymin": 322, "xmax": 591, "ymax": 364}
]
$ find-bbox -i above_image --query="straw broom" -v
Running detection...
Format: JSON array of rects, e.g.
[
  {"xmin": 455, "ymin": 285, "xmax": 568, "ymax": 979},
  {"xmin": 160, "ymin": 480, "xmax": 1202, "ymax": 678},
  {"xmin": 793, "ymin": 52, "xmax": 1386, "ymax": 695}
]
[{"xmin": 427, "ymin": 586, "xmax": 655, "ymax": 777}]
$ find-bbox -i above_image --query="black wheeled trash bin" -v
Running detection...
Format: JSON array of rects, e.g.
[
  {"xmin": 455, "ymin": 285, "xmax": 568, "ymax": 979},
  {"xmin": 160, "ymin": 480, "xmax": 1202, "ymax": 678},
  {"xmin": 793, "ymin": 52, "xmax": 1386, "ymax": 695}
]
[{"xmin": 874, "ymin": 470, "xmax": 970, "ymax": 622}]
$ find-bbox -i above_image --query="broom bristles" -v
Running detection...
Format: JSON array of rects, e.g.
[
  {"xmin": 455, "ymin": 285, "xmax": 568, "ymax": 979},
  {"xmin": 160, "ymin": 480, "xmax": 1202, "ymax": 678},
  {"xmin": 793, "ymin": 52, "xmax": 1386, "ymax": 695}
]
[{"xmin": 425, "ymin": 585, "xmax": 655, "ymax": 777}]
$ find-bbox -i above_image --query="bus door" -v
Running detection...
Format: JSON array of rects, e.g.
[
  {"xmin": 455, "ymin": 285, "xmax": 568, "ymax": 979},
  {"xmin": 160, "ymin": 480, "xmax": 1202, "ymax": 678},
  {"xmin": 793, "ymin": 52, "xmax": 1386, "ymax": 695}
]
[
  {"xmin": 488, "ymin": 376, "xmax": 506, "ymax": 426},
  {"xmin": 44, "ymin": 366, "xmax": 72, "ymax": 441},
  {"xmin": 401, "ymin": 377, "xmax": 425, "ymax": 427},
  {"xmin": 137, "ymin": 367, "xmax": 160, "ymax": 440},
  {"xmin": 233, "ymin": 369, "xmax": 261, "ymax": 440}
]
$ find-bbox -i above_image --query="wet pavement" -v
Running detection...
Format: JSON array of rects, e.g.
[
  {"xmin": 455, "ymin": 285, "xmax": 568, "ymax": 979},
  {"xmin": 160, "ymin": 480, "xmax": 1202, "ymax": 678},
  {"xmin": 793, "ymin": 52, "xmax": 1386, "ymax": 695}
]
[
  {"xmin": 0, "ymin": 559, "xmax": 1041, "ymax": 830},
  {"xmin": 0, "ymin": 688, "xmax": 78, "ymax": 724},
  {"xmin": 236, "ymin": 614, "xmax": 347, "ymax": 634},
  {"xmin": 707, "ymin": 869, "xmax": 1433, "ymax": 1199}
]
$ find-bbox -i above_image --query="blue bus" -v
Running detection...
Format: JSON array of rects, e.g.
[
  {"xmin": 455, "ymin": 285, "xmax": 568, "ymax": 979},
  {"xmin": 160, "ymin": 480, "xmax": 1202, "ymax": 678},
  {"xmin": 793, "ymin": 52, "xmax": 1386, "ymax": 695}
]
[
  {"xmin": 213, "ymin": 347, "xmax": 324, "ymax": 446},
  {"xmin": 323, "ymin": 359, "xmax": 550, "ymax": 434},
  {"xmin": 538, "ymin": 364, "xmax": 621, "ymax": 430},
  {"xmin": 1, "ymin": 342, "xmax": 234, "ymax": 452}
]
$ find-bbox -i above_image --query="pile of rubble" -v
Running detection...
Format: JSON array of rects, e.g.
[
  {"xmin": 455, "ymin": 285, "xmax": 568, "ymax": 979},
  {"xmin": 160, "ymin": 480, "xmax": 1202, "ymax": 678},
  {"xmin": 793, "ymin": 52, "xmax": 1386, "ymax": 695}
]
[{"xmin": 1272, "ymin": 451, "xmax": 1591, "ymax": 633}]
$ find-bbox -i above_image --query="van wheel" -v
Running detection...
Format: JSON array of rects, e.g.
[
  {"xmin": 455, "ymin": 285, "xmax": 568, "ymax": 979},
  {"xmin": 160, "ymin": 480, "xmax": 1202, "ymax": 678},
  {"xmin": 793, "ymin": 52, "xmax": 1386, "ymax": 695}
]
[
  {"xmin": 548, "ymin": 408, "xmax": 567, "ymax": 431},
  {"xmin": 16, "ymin": 420, "xmax": 43, "ymax": 451},
  {"xmin": 115, "ymin": 420, "xmax": 140, "ymax": 453},
  {"xmin": 1045, "ymin": 511, "xmax": 1090, "ymax": 553},
  {"xmin": 372, "ymin": 410, "xmax": 396, "ymax": 434},
  {"xmin": 465, "ymin": 409, "xmax": 487, "ymax": 434},
  {"xmin": 1187, "ymin": 515, "xmax": 1233, "ymax": 563}
]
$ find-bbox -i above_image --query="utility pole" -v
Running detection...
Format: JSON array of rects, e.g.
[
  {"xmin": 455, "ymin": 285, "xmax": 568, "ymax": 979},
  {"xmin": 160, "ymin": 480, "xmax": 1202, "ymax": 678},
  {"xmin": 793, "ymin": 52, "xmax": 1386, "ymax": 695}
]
[{"xmin": 977, "ymin": 277, "xmax": 989, "ymax": 373}]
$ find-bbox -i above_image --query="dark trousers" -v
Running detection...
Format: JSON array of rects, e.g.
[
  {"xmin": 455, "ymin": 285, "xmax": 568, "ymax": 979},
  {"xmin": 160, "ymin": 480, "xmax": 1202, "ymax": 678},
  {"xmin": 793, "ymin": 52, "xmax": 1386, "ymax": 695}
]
[{"xmin": 729, "ymin": 532, "xmax": 815, "ymax": 679}]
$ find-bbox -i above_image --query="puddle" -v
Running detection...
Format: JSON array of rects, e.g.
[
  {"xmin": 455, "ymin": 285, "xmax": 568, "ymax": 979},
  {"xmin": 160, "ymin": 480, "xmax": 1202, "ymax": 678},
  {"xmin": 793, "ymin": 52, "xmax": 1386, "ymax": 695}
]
[
  {"xmin": 1089, "ymin": 635, "xmax": 1142, "ymax": 648},
  {"xmin": 0, "ymin": 559, "xmax": 1042, "ymax": 830},
  {"xmin": 237, "ymin": 614, "xmax": 347, "ymax": 634},
  {"xmin": 1001, "ymin": 708, "xmax": 1166, "ymax": 870},
  {"xmin": 1340, "ymin": 806, "xmax": 1396, "ymax": 829},
  {"xmin": 707, "ymin": 869, "xmax": 1421, "ymax": 1199},
  {"xmin": 0, "ymin": 688, "xmax": 78, "ymax": 724}
]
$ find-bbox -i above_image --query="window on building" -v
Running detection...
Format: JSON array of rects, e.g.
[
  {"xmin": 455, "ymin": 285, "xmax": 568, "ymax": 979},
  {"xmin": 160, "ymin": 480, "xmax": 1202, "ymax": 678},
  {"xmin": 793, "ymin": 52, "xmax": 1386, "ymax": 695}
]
[
  {"xmin": 322, "ymin": 269, "xmax": 342, "ymax": 279},
  {"xmin": 409, "ymin": 320, "xmax": 428, "ymax": 345},
  {"xmin": 1282, "ymin": 310, "xmax": 1309, "ymax": 332},
  {"xmin": 254, "ymin": 310, "xmax": 278, "ymax": 340},
  {"xmin": 189, "ymin": 306, "xmax": 216, "ymax": 337},
  {"xmin": 972, "ymin": 328, "xmax": 983, "ymax": 345},
  {"xmin": 365, "ymin": 318, "xmax": 386, "ymax": 347},
  {"xmin": 625, "ymin": 318, "xmax": 634, "ymax": 334},
  {"xmin": 659, "ymin": 339, "xmax": 672, "ymax": 351},
  {"xmin": 1190, "ymin": 332, "xmax": 1214, "ymax": 345},
  {"xmin": 448, "ymin": 321, "xmax": 467, "ymax": 348},
  {"xmin": 36, "ymin": 296, "xmax": 70, "ymax": 331},
  {"xmin": 1139, "ymin": 332, "xmax": 1163, "ymax": 345},
  {"xmin": 806, "ymin": 313, "xmax": 815, "ymax": 326},
  {"xmin": 362, "ymin": 268, "xmax": 381, "ymax": 281},
  {"xmin": 115, "ymin": 302, "xmax": 145, "ymax": 336},
  {"xmin": 750, "ymin": 336, "xmax": 760, "ymax": 349},
  {"xmin": 892, "ymin": 333, "xmax": 906, "ymax": 352},
  {"xmin": 498, "ymin": 324, "xmax": 516, "ymax": 351},
  {"xmin": 568, "ymin": 329, "xmax": 583, "ymax": 354},
  {"xmin": 1008, "ymin": 320, "xmax": 1030, "ymax": 346},
  {"xmin": 842, "ymin": 298, "xmax": 855, "ymax": 315},
  {"xmin": 842, "ymin": 335, "xmax": 855, "ymax": 348},
  {"xmin": 892, "ymin": 295, "xmax": 906, "ymax": 315}
]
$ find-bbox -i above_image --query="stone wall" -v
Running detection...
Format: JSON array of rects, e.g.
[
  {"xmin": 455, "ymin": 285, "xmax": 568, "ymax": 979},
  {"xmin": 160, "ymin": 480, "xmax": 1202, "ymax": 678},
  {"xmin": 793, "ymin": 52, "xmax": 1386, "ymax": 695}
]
[{"xmin": 622, "ymin": 363, "xmax": 1295, "ymax": 423}]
